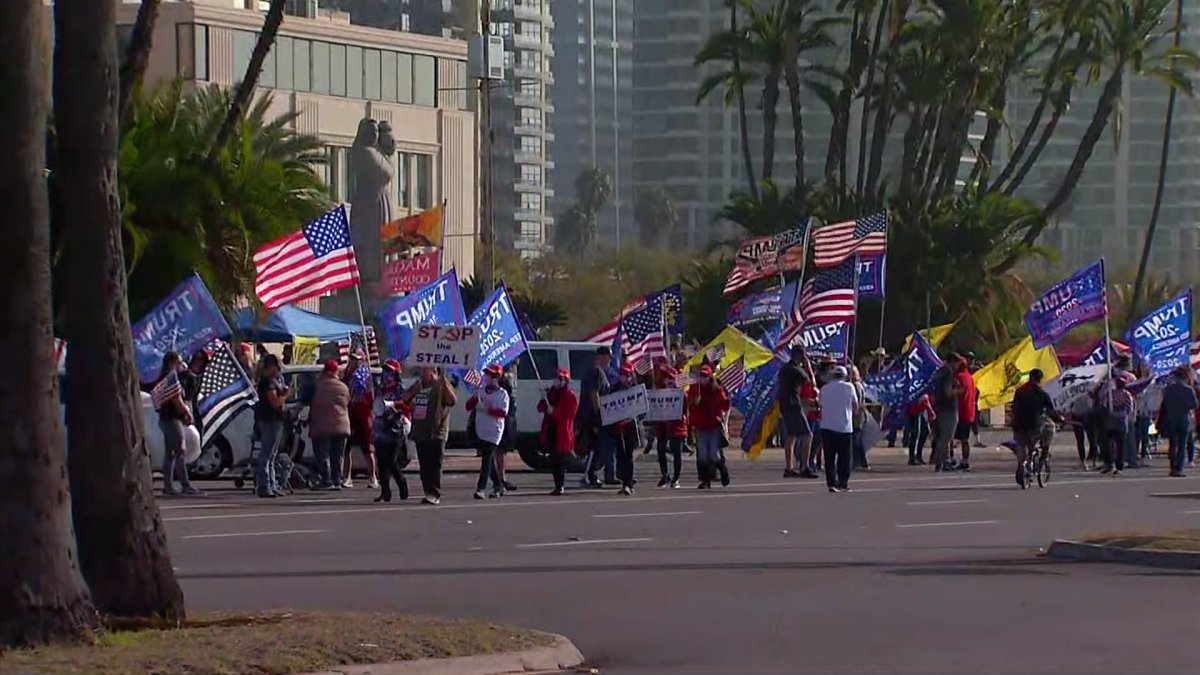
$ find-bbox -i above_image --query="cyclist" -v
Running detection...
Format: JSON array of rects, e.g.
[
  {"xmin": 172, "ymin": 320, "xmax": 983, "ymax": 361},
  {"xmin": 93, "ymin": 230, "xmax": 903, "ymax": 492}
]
[{"xmin": 1010, "ymin": 369, "xmax": 1064, "ymax": 486}]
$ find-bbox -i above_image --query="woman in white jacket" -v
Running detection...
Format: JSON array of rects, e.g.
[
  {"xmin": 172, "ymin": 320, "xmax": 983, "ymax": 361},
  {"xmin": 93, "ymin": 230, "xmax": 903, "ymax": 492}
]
[{"xmin": 467, "ymin": 364, "xmax": 510, "ymax": 499}]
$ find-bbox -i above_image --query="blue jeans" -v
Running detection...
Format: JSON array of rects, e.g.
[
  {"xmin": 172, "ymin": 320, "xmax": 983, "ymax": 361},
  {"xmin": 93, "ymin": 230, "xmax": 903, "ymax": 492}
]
[
  {"xmin": 696, "ymin": 429, "xmax": 722, "ymax": 479},
  {"xmin": 1188, "ymin": 429, "xmax": 1196, "ymax": 463},
  {"xmin": 158, "ymin": 417, "xmax": 191, "ymax": 492},
  {"xmin": 312, "ymin": 434, "xmax": 346, "ymax": 488},
  {"xmin": 255, "ymin": 419, "xmax": 284, "ymax": 495},
  {"xmin": 1123, "ymin": 422, "xmax": 1139, "ymax": 468},
  {"xmin": 1106, "ymin": 418, "xmax": 1128, "ymax": 471},
  {"xmin": 585, "ymin": 431, "xmax": 615, "ymax": 484},
  {"xmin": 1134, "ymin": 415, "xmax": 1152, "ymax": 458},
  {"xmin": 809, "ymin": 421, "xmax": 823, "ymax": 470},
  {"xmin": 1166, "ymin": 428, "xmax": 1190, "ymax": 474}
]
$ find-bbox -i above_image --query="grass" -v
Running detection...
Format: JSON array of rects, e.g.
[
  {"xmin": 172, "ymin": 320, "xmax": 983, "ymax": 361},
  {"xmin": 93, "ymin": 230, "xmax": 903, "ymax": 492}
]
[
  {"xmin": 0, "ymin": 611, "xmax": 552, "ymax": 675},
  {"xmin": 1079, "ymin": 528, "xmax": 1200, "ymax": 552}
]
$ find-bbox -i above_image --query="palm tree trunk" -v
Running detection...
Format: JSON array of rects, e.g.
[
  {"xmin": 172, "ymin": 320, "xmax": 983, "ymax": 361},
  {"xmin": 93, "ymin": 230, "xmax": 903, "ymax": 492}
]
[
  {"xmin": 118, "ymin": 0, "xmax": 162, "ymax": 130},
  {"xmin": 54, "ymin": 0, "xmax": 185, "ymax": 620},
  {"xmin": 855, "ymin": 1, "xmax": 890, "ymax": 194},
  {"xmin": 206, "ymin": 0, "xmax": 286, "ymax": 164},
  {"xmin": 1003, "ymin": 82, "xmax": 1074, "ymax": 195},
  {"xmin": 0, "ymin": 0, "xmax": 99, "ymax": 647},
  {"xmin": 898, "ymin": 105, "xmax": 926, "ymax": 195},
  {"xmin": 1041, "ymin": 67, "xmax": 1123, "ymax": 219},
  {"xmin": 730, "ymin": 1, "xmax": 757, "ymax": 199},
  {"xmin": 825, "ymin": 3, "xmax": 864, "ymax": 186},
  {"xmin": 1129, "ymin": 0, "xmax": 1185, "ymax": 327},
  {"xmin": 784, "ymin": 60, "xmax": 805, "ymax": 191},
  {"xmin": 762, "ymin": 69, "xmax": 782, "ymax": 184}
]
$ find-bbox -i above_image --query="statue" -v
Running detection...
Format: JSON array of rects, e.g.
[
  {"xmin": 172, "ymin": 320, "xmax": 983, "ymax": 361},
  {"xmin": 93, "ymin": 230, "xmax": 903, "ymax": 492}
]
[{"xmin": 349, "ymin": 118, "xmax": 395, "ymax": 282}]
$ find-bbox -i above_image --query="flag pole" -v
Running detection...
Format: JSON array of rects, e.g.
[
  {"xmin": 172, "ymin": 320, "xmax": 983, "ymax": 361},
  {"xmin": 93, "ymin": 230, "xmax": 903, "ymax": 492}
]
[
  {"xmin": 876, "ymin": 255, "xmax": 887, "ymax": 356},
  {"xmin": 1100, "ymin": 258, "xmax": 1113, "ymax": 412},
  {"xmin": 438, "ymin": 197, "xmax": 448, "ymax": 273},
  {"xmin": 352, "ymin": 284, "xmax": 374, "ymax": 371},
  {"xmin": 849, "ymin": 253, "xmax": 861, "ymax": 365}
]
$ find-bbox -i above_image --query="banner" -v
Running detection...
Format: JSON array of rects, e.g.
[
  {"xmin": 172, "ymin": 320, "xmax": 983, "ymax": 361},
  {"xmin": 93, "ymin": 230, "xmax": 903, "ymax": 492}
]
[
  {"xmin": 727, "ymin": 286, "xmax": 782, "ymax": 327},
  {"xmin": 1127, "ymin": 289, "xmax": 1192, "ymax": 376},
  {"xmin": 901, "ymin": 332, "xmax": 944, "ymax": 407},
  {"xmin": 645, "ymin": 389, "xmax": 685, "ymax": 422},
  {"xmin": 724, "ymin": 225, "xmax": 808, "ymax": 296},
  {"xmin": 131, "ymin": 273, "xmax": 232, "ymax": 383},
  {"xmin": 902, "ymin": 322, "xmax": 955, "ymax": 352},
  {"xmin": 460, "ymin": 285, "xmax": 529, "ymax": 379},
  {"xmin": 377, "ymin": 269, "xmax": 465, "ymax": 361},
  {"xmin": 863, "ymin": 369, "xmax": 906, "ymax": 406},
  {"xmin": 380, "ymin": 204, "xmax": 443, "ymax": 252},
  {"xmin": 735, "ymin": 360, "xmax": 781, "ymax": 460},
  {"xmin": 650, "ymin": 284, "xmax": 685, "ymax": 335},
  {"xmin": 1079, "ymin": 339, "xmax": 1124, "ymax": 367},
  {"xmin": 857, "ymin": 254, "xmax": 885, "ymax": 297},
  {"xmin": 1024, "ymin": 260, "xmax": 1107, "ymax": 348},
  {"xmin": 687, "ymin": 326, "xmax": 775, "ymax": 372},
  {"xmin": 379, "ymin": 250, "xmax": 441, "ymax": 296},
  {"xmin": 292, "ymin": 335, "xmax": 320, "ymax": 365},
  {"xmin": 1044, "ymin": 364, "xmax": 1109, "ymax": 414},
  {"xmin": 600, "ymin": 384, "xmax": 649, "ymax": 426},
  {"xmin": 409, "ymin": 325, "xmax": 480, "ymax": 369},
  {"xmin": 794, "ymin": 321, "xmax": 850, "ymax": 363},
  {"xmin": 975, "ymin": 336, "xmax": 1062, "ymax": 409}
]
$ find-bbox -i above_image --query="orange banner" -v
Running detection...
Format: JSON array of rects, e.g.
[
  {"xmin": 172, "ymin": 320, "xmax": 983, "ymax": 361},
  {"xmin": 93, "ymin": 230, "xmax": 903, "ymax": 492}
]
[{"xmin": 380, "ymin": 204, "xmax": 443, "ymax": 253}]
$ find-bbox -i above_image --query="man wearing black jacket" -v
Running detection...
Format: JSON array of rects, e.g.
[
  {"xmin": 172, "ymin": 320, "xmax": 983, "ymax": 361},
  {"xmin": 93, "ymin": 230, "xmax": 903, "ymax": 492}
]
[{"xmin": 1010, "ymin": 369, "xmax": 1063, "ymax": 486}]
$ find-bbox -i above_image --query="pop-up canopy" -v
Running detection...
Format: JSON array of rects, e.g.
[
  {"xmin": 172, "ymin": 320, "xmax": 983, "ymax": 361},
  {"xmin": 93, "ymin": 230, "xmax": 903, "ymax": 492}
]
[{"xmin": 233, "ymin": 305, "xmax": 362, "ymax": 343}]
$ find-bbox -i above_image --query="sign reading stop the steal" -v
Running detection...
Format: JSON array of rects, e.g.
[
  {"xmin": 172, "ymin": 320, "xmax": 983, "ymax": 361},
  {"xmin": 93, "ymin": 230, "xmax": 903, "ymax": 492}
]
[{"xmin": 410, "ymin": 324, "xmax": 481, "ymax": 369}]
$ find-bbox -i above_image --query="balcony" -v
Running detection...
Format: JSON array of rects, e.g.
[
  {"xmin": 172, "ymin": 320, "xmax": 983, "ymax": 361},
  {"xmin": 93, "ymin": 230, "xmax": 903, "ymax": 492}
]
[
  {"xmin": 513, "ymin": 180, "xmax": 544, "ymax": 193},
  {"xmin": 512, "ymin": 124, "xmax": 544, "ymax": 137},
  {"xmin": 514, "ymin": 208, "xmax": 541, "ymax": 222},
  {"xmin": 513, "ymin": 150, "xmax": 543, "ymax": 164},
  {"xmin": 512, "ymin": 3, "xmax": 543, "ymax": 22},
  {"xmin": 513, "ymin": 93, "xmax": 543, "ymax": 108},
  {"xmin": 512, "ymin": 33, "xmax": 543, "ymax": 51},
  {"xmin": 513, "ymin": 64, "xmax": 547, "ymax": 80}
]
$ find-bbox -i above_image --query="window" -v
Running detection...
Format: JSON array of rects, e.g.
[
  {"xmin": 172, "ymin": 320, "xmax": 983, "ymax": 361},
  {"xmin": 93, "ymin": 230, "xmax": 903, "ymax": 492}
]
[
  {"xmin": 397, "ymin": 53, "xmax": 413, "ymax": 103},
  {"xmin": 395, "ymin": 152, "xmax": 409, "ymax": 208},
  {"xmin": 503, "ymin": 51, "xmax": 514, "ymax": 69},
  {"xmin": 330, "ymin": 43, "xmax": 346, "ymax": 96},
  {"xmin": 312, "ymin": 41, "xmax": 330, "ymax": 94},
  {"xmin": 325, "ymin": 145, "xmax": 349, "ymax": 201},
  {"xmin": 260, "ymin": 39, "xmax": 276, "ymax": 88},
  {"xmin": 414, "ymin": 154, "xmax": 433, "ymax": 208},
  {"xmin": 175, "ymin": 24, "xmax": 208, "ymax": 81},
  {"xmin": 520, "ymin": 164, "xmax": 540, "ymax": 185},
  {"xmin": 519, "ymin": 79, "xmax": 539, "ymax": 96},
  {"xmin": 520, "ymin": 193, "xmax": 541, "ymax": 211},
  {"xmin": 413, "ymin": 55, "xmax": 436, "ymax": 106},
  {"xmin": 518, "ymin": 222, "xmax": 541, "ymax": 241},
  {"xmin": 519, "ymin": 136, "xmax": 541, "ymax": 154},
  {"xmin": 568, "ymin": 350, "xmax": 595, "ymax": 379},
  {"xmin": 294, "ymin": 38, "xmax": 310, "ymax": 92},
  {"xmin": 520, "ymin": 108, "xmax": 540, "ymax": 126},
  {"xmin": 232, "ymin": 30, "xmax": 256, "ymax": 84},
  {"xmin": 275, "ymin": 36, "xmax": 294, "ymax": 89},
  {"xmin": 516, "ymin": 349, "xmax": 557, "ymax": 380},
  {"xmin": 346, "ymin": 46, "xmax": 363, "ymax": 98},
  {"xmin": 490, "ymin": 21, "xmax": 512, "ymax": 37},
  {"xmin": 364, "ymin": 49, "xmax": 381, "ymax": 100},
  {"xmin": 520, "ymin": 22, "xmax": 541, "ymax": 39}
]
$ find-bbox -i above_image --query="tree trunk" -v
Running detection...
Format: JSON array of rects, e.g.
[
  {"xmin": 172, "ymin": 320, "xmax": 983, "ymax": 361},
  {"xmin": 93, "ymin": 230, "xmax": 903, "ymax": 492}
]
[
  {"xmin": 825, "ymin": 3, "xmax": 863, "ymax": 186},
  {"xmin": 731, "ymin": 2, "xmax": 758, "ymax": 199},
  {"xmin": 761, "ymin": 68, "xmax": 782, "ymax": 184},
  {"xmin": 784, "ymin": 59, "xmax": 805, "ymax": 192},
  {"xmin": 54, "ymin": 0, "xmax": 185, "ymax": 620},
  {"xmin": 0, "ymin": 0, "xmax": 99, "ymax": 647},
  {"xmin": 118, "ymin": 0, "xmax": 162, "ymax": 130},
  {"xmin": 207, "ymin": 0, "xmax": 286, "ymax": 165},
  {"xmin": 898, "ymin": 105, "xmax": 926, "ymax": 195},
  {"xmin": 1041, "ymin": 67, "xmax": 1123, "ymax": 219},
  {"xmin": 855, "ymin": 1, "xmax": 890, "ymax": 194},
  {"xmin": 1003, "ymin": 82, "xmax": 1074, "ymax": 195},
  {"xmin": 1128, "ymin": 0, "xmax": 1184, "ymax": 328}
]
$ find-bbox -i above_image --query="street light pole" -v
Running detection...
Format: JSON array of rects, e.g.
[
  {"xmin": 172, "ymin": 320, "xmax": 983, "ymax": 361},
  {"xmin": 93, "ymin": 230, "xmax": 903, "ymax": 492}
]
[{"xmin": 479, "ymin": 0, "xmax": 495, "ymax": 292}]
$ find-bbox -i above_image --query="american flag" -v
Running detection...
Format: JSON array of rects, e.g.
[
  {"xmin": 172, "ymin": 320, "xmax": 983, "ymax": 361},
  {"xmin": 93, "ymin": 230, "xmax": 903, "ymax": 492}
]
[
  {"xmin": 337, "ymin": 328, "xmax": 380, "ymax": 365},
  {"xmin": 253, "ymin": 206, "xmax": 360, "ymax": 310},
  {"xmin": 704, "ymin": 343, "xmax": 726, "ymax": 364},
  {"xmin": 722, "ymin": 226, "xmax": 808, "ymax": 297},
  {"xmin": 800, "ymin": 258, "xmax": 858, "ymax": 324},
  {"xmin": 776, "ymin": 281, "xmax": 806, "ymax": 358},
  {"xmin": 1190, "ymin": 339, "xmax": 1200, "ymax": 368},
  {"xmin": 584, "ymin": 317, "xmax": 621, "ymax": 345},
  {"xmin": 150, "ymin": 370, "xmax": 182, "ymax": 411},
  {"xmin": 716, "ymin": 356, "xmax": 746, "ymax": 394},
  {"xmin": 196, "ymin": 343, "xmax": 257, "ymax": 447},
  {"xmin": 621, "ymin": 295, "xmax": 668, "ymax": 367},
  {"xmin": 673, "ymin": 371, "xmax": 694, "ymax": 388},
  {"xmin": 811, "ymin": 211, "xmax": 888, "ymax": 268},
  {"xmin": 634, "ymin": 357, "xmax": 653, "ymax": 375},
  {"xmin": 461, "ymin": 369, "xmax": 483, "ymax": 388}
]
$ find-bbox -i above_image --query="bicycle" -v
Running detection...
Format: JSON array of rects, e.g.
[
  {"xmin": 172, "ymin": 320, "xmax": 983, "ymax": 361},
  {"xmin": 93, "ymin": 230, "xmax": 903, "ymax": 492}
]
[{"xmin": 1018, "ymin": 421, "xmax": 1054, "ymax": 489}]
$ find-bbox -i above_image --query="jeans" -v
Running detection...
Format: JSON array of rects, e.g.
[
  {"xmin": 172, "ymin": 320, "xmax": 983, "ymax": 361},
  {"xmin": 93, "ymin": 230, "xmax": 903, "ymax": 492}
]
[
  {"xmin": 1135, "ymin": 415, "xmax": 1152, "ymax": 459},
  {"xmin": 585, "ymin": 430, "xmax": 615, "ymax": 485},
  {"xmin": 931, "ymin": 409, "xmax": 959, "ymax": 468},
  {"xmin": 852, "ymin": 429, "xmax": 868, "ymax": 469},
  {"xmin": 312, "ymin": 434, "xmax": 346, "ymax": 488},
  {"xmin": 376, "ymin": 436, "xmax": 408, "ymax": 500},
  {"xmin": 615, "ymin": 430, "xmax": 636, "ymax": 489},
  {"xmin": 254, "ymin": 418, "xmax": 284, "ymax": 495},
  {"xmin": 809, "ymin": 421, "xmax": 823, "ymax": 470},
  {"xmin": 657, "ymin": 433, "xmax": 683, "ymax": 483},
  {"xmin": 476, "ymin": 442, "xmax": 502, "ymax": 493},
  {"xmin": 1105, "ymin": 418, "xmax": 1128, "ymax": 471},
  {"xmin": 415, "ymin": 438, "xmax": 444, "ymax": 499},
  {"xmin": 550, "ymin": 452, "xmax": 568, "ymax": 491},
  {"xmin": 1189, "ymin": 429, "xmax": 1196, "ymax": 464},
  {"xmin": 907, "ymin": 415, "xmax": 929, "ymax": 462},
  {"xmin": 696, "ymin": 429, "xmax": 723, "ymax": 482},
  {"xmin": 822, "ymin": 430, "xmax": 853, "ymax": 489},
  {"xmin": 1072, "ymin": 425, "xmax": 1087, "ymax": 463},
  {"xmin": 158, "ymin": 417, "xmax": 191, "ymax": 492}
]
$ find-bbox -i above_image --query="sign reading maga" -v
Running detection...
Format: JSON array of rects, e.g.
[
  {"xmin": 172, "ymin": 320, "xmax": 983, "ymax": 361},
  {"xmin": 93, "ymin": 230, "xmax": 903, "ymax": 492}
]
[
  {"xmin": 600, "ymin": 384, "xmax": 649, "ymax": 426},
  {"xmin": 409, "ymin": 324, "xmax": 481, "ymax": 369}
]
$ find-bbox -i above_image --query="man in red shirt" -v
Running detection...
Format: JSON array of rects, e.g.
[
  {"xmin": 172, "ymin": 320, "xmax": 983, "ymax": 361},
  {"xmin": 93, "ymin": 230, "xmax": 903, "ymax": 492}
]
[{"xmin": 953, "ymin": 358, "xmax": 977, "ymax": 471}]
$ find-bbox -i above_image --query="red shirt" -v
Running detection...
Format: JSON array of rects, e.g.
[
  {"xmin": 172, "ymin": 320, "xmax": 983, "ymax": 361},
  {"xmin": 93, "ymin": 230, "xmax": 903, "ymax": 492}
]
[
  {"xmin": 906, "ymin": 394, "xmax": 935, "ymax": 419},
  {"xmin": 956, "ymin": 370, "xmax": 977, "ymax": 422},
  {"xmin": 800, "ymin": 381, "xmax": 819, "ymax": 422},
  {"xmin": 687, "ymin": 382, "xmax": 730, "ymax": 431}
]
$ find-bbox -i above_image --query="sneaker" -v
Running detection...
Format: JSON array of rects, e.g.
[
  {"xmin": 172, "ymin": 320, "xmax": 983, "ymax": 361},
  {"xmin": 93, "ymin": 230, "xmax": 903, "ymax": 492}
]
[
  {"xmin": 368, "ymin": 478, "xmax": 380, "ymax": 490},
  {"xmin": 828, "ymin": 486, "xmax": 840, "ymax": 493},
  {"xmin": 1015, "ymin": 468, "xmax": 1025, "ymax": 488},
  {"xmin": 1169, "ymin": 471, "xmax": 1186, "ymax": 478},
  {"xmin": 1111, "ymin": 469, "xmax": 1122, "ymax": 476},
  {"xmin": 957, "ymin": 463, "xmax": 971, "ymax": 472},
  {"xmin": 504, "ymin": 481, "xmax": 519, "ymax": 492},
  {"xmin": 671, "ymin": 480, "xmax": 681, "ymax": 489},
  {"xmin": 421, "ymin": 496, "xmax": 440, "ymax": 505},
  {"xmin": 1189, "ymin": 461, "xmax": 1196, "ymax": 468},
  {"xmin": 342, "ymin": 478, "xmax": 354, "ymax": 489},
  {"xmin": 799, "ymin": 470, "xmax": 820, "ymax": 479},
  {"xmin": 1078, "ymin": 462, "xmax": 1088, "ymax": 471},
  {"xmin": 618, "ymin": 486, "xmax": 631, "ymax": 496},
  {"xmin": 973, "ymin": 441, "xmax": 987, "ymax": 448},
  {"xmin": 697, "ymin": 481, "xmax": 710, "ymax": 490},
  {"xmin": 182, "ymin": 486, "xmax": 203, "ymax": 496},
  {"xmin": 1099, "ymin": 465, "xmax": 1113, "ymax": 475},
  {"xmin": 907, "ymin": 459, "xmax": 918, "ymax": 466},
  {"xmin": 273, "ymin": 488, "xmax": 288, "ymax": 497},
  {"xmin": 603, "ymin": 479, "xmax": 622, "ymax": 486},
  {"xmin": 838, "ymin": 485, "xmax": 851, "ymax": 492},
  {"xmin": 783, "ymin": 469, "xmax": 802, "ymax": 478},
  {"xmin": 720, "ymin": 472, "xmax": 730, "ymax": 487},
  {"xmin": 916, "ymin": 457, "xmax": 927, "ymax": 465},
  {"xmin": 473, "ymin": 491, "xmax": 486, "ymax": 500},
  {"xmin": 489, "ymin": 489, "xmax": 506, "ymax": 499},
  {"xmin": 162, "ymin": 488, "xmax": 177, "ymax": 497},
  {"xmin": 658, "ymin": 476, "xmax": 670, "ymax": 487},
  {"xmin": 257, "ymin": 492, "xmax": 277, "ymax": 499},
  {"xmin": 550, "ymin": 487, "xmax": 565, "ymax": 495}
]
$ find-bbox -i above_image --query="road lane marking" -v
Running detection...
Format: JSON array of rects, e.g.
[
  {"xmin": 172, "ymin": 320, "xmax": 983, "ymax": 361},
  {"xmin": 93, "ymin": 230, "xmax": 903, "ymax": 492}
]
[
  {"xmin": 896, "ymin": 520, "xmax": 999, "ymax": 529},
  {"xmin": 1183, "ymin": 509, "xmax": 1200, "ymax": 515},
  {"xmin": 158, "ymin": 503, "xmax": 243, "ymax": 510},
  {"xmin": 517, "ymin": 537, "xmax": 653, "ymax": 549},
  {"xmin": 593, "ymin": 511, "xmax": 702, "ymax": 519},
  {"xmin": 182, "ymin": 529, "xmax": 327, "ymax": 540},
  {"xmin": 905, "ymin": 499, "xmax": 990, "ymax": 506}
]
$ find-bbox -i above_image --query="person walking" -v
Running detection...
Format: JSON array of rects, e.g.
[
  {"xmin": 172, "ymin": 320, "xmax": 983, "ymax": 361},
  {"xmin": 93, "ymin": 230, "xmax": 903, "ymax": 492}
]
[
  {"xmin": 373, "ymin": 359, "xmax": 410, "ymax": 502},
  {"xmin": 849, "ymin": 365, "xmax": 870, "ymax": 470},
  {"xmin": 579, "ymin": 346, "xmax": 614, "ymax": 488},
  {"xmin": 654, "ymin": 364, "xmax": 687, "ymax": 488},
  {"xmin": 402, "ymin": 367, "xmax": 456, "ymax": 505},
  {"xmin": 1067, "ymin": 392, "xmax": 1098, "ymax": 471},
  {"xmin": 606, "ymin": 364, "xmax": 645, "ymax": 495},
  {"xmin": 467, "ymin": 364, "xmax": 511, "ymax": 499},
  {"xmin": 341, "ymin": 350, "xmax": 378, "ymax": 489},
  {"xmin": 494, "ymin": 363, "xmax": 519, "ymax": 493},
  {"xmin": 953, "ymin": 359, "xmax": 978, "ymax": 471},
  {"xmin": 929, "ymin": 356, "xmax": 965, "ymax": 471},
  {"xmin": 538, "ymin": 368, "xmax": 578, "ymax": 495},
  {"xmin": 1101, "ymin": 377, "xmax": 1135, "ymax": 475},
  {"xmin": 778, "ymin": 346, "xmax": 818, "ymax": 479},
  {"xmin": 308, "ymin": 359, "xmax": 350, "ymax": 491},
  {"xmin": 1158, "ymin": 367, "xmax": 1199, "ymax": 477},
  {"xmin": 905, "ymin": 393, "xmax": 935, "ymax": 465},
  {"xmin": 154, "ymin": 352, "xmax": 201, "ymax": 497},
  {"xmin": 819, "ymin": 366, "xmax": 859, "ymax": 492},
  {"xmin": 688, "ymin": 364, "xmax": 731, "ymax": 489},
  {"xmin": 254, "ymin": 353, "xmax": 291, "ymax": 498}
]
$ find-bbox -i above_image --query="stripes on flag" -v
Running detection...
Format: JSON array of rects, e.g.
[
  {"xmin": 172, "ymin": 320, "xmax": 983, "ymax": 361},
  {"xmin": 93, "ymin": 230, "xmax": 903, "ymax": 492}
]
[
  {"xmin": 776, "ymin": 282, "xmax": 806, "ymax": 358},
  {"xmin": 811, "ymin": 211, "xmax": 888, "ymax": 268},
  {"xmin": 584, "ymin": 317, "xmax": 620, "ymax": 344},
  {"xmin": 704, "ymin": 343, "xmax": 726, "ymax": 364},
  {"xmin": 1190, "ymin": 339, "xmax": 1200, "ymax": 368},
  {"xmin": 673, "ymin": 371, "xmax": 694, "ymax": 388},
  {"xmin": 634, "ymin": 357, "xmax": 653, "ymax": 375},
  {"xmin": 253, "ymin": 205, "xmax": 361, "ymax": 310},
  {"xmin": 799, "ymin": 259, "xmax": 858, "ymax": 324},
  {"xmin": 197, "ymin": 343, "xmax": 257, "ymax": 447},
  {"xmin": 716, "ymin": 356, "xmax": 746, "ymax": 394},
  {"xmin": 337, "ymin": 328, "xmax": 380, "ymax": 365},
  {"xmin": 150, "ymin": 371, "xmax": 182, "ymax": 411}
]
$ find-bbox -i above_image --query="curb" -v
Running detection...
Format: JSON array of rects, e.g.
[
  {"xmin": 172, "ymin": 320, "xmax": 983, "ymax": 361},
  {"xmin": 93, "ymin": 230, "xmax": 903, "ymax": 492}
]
[
  {"xmin": 302, "ymin": 633, "xmax": 586, "ymax": 675},
  {"xmin": 1045, "ymin": 540, "xmax": 1200, "ymax": 570}
]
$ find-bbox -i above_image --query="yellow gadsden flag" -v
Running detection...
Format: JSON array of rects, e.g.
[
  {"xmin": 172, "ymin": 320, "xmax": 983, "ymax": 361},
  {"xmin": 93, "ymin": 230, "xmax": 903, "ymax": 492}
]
[
  {"xmin": 902, "ymin": 322, "xmax": 956, "ymax": 353},
  {"xmin": 974, "ymin": 336, "xmax": 1061, "ymax": 409},
  {"xmin": 292, "ymin": 335, "xmax": 320, "ymax": 365},
  {"xmin": 380, "ymin": 203, "xmax": 444, "ymax": 253},
  {"xmin": 686, "ymin": 326, "xmax": 774, "ymax": 372}
]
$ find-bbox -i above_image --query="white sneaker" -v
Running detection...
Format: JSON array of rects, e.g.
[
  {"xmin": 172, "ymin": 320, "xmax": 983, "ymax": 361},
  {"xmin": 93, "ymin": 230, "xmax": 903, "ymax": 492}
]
[
  {"xmin": 342, "ymin": 478, "xmax": 354, "ymax": 489},
  {"xmin": 671, "ymin": 480, "xmax": 681, "ymax": 489},
  {"xmin": 368, "ymin": 478, "xmax": 380, "ymax": 490},
  {"xmin": 474, "ymin": 491, "xmax": 486, "ymax": 500}
]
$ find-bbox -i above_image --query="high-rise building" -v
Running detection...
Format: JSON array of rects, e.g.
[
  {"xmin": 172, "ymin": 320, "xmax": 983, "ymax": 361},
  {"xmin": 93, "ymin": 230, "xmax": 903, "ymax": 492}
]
[{"xmin": 550, "ymin": 0, "xmax": 634, "ymax": 248}]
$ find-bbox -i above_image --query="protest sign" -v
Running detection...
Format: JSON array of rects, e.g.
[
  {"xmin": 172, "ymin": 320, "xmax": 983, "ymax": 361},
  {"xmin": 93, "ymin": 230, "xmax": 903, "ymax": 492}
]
[
  {"xmin": 409, "ymin": 324, "xmax": 480, "ymax": 369},
  {"xmin": 599, "ymin": 384, "xmax": 649, "ymax": 426},
  {"xmin": 379, "ymin": 250, "xmax": 440, "ymax": 296},
  {"xmin": 645, "ymin": 389, "xmax": 684, "ymax": 422},
  {"xmin": 377, "ymin": 269, "xmax": 464, "ymax": 361},
  {"xmin": 1044, "ymin": 364, "xmax": 1108, "ymax": 414},
  {"xmin": 1127, "ymin": 290, "xmax": 1191, "ymax": 376},
  {"xmin": 132, "ymin": 273, "xmax": 231, "ymax": 383}
]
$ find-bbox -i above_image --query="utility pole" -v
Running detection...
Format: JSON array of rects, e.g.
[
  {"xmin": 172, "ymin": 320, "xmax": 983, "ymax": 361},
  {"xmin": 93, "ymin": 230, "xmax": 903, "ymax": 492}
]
[{"xmin": 479, "ymin": 0, "xmax": 495, "ymax": 291}]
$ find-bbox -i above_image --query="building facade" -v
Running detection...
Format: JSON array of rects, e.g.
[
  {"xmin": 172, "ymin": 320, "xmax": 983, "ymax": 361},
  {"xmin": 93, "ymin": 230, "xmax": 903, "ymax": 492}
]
[
  {"xmin": 121, "ymin": 0, "xmax": 478, "ymax": 295},
  {"xmin": 551, "ymin": 0, "xmax": 634, "ymax": 248}
]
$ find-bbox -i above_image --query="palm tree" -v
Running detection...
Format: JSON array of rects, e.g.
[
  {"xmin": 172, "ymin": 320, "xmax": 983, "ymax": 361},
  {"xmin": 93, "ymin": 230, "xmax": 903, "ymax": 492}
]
[
  {"xmin": 207, "ymin": 0, "xmax": 286, "ymax": 165},
  {"xmin": 781, "ymin": 0, "xmax": 843, "ymax": 192},
  {"xmin": 738, "ymin": 0, "xmax": 790, "ymax": 184},
  {"xmin": 717, "ymin": 180, "xmax": 805, "ymax": 238},
  {"xmin": 635, "ymin": 185, "xmax": 679, "ymax": 247},
  {"xmin": 695, "ymin": 8, "xmax": 759, "ymax": 198},
  {"xmin": 553, "ymin": 168, "xmax": 612, "ymax": 260},
  {"xmin": 0, "ymin": 0, "xmax": 98, "ymax": 646},
  {"xmin": 118, "ymin": 0, "xmax": 162, "ymax": 128}
]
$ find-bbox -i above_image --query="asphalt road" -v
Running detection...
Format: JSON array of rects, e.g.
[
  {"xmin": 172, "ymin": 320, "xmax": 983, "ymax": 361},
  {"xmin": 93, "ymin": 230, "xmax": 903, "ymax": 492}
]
[{"xmin": 163, "ymin": 434, "xmax": 1200, "ymax": 674}]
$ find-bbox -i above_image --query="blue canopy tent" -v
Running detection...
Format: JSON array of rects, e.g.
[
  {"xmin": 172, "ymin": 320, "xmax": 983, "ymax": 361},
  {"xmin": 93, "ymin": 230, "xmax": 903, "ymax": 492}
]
[{"xmin": 233, "ymin": 305, "xmax": 362, "ymax": 343}]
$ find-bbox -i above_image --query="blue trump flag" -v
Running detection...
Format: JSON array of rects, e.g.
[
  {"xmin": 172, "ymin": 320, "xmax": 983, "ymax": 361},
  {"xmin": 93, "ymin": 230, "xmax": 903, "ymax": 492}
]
[
  {"xmin": 728, "ymin": 286, "xmax": 782, "ymax": 327},
  {"xmin": 1024, "ymin": 260, "xmax": 1108, "ymax": 348},
  {"xmin": 132, "ymin": 273, "xmax": 232, "ymax": 383},
  {"xmin": 1127, "ymin": 289, "xmax": 1192, "ymax": 376},
  {"xmin": 735, "ymin": 359, "xmax": 781, "ymax": 457},
  {"xmin": 857, "ymin": 254, "xmax": 885, "ymax": 297},
  {"xmin": 458, "ymin": 284, "xmax": 530, "ymax": 381},
  {"xmin": 795, "ymin": 321, "xmax": 850, "ymax": 363},
  {"xmin": 863, "ymin": 369, "xmax": 905, "ymax": 407},
  {"xmin": 377, "ymin": 269, "xmax": 465, "ymax": 361},
  {"xmin": 902, "ymin": 331, "xmax": 944, "ymax": 406}
]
